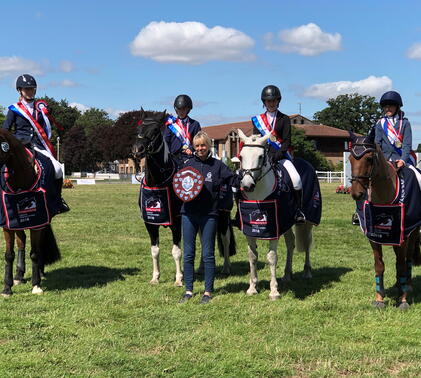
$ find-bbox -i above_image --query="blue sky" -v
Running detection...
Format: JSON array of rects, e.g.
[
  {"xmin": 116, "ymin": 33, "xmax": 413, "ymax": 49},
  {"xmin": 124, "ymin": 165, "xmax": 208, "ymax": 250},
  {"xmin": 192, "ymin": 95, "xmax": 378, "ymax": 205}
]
[{"xmin": 2, "ymin": 0, "xmax": 421, "ymax": 146}]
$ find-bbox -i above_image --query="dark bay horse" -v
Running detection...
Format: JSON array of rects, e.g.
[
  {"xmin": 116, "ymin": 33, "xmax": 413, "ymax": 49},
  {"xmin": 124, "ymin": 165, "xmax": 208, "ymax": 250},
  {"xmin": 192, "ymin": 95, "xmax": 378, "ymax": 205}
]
[
  {"xmin": 0, "ymin": 129, "xmax": 60, "ymax": 296},
  {"xmin": 131, "ymin": 110, "xmax": 235, "ymax": 286},
  {"xmin": 349, "ymin": 132, "xmax": 421, "ymax": 309}
]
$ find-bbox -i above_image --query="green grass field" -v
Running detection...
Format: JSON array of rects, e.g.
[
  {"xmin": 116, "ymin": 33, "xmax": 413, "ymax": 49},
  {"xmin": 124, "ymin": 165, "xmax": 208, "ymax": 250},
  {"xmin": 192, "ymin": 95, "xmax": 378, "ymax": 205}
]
[{"xmin": 1, "ymin": 182, "xmax": 421, "ymax": 377}]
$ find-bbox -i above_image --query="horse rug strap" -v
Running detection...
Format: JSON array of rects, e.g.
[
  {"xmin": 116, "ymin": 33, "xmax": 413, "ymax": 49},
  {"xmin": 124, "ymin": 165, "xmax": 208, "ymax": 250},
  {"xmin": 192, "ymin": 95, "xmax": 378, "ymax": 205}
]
[
  {"xmin": 2, "ymin": 188, "xmax": 50, "ymax": 230},
  {"xmin": 362, "ymin": 201, "xmax": 404, "ymax": 246},
  {"xmin": 140, "ymin": 184, "xmax": 173, "ymax": 226},
  {"xmin": 239, "ymin": 199, "xmax": 279, "ymax": 240}
]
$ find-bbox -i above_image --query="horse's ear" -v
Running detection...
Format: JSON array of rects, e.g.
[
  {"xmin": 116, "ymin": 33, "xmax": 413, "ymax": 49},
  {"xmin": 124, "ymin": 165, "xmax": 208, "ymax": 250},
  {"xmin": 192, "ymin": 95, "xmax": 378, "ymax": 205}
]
[
  {"xmin": 348, "ymin": 129, "xmax": 357, "ymax": 142},
  {"xmin": 160, "ymin": 110, "xmax": 167, "ymax": 123},
  {"xmin": 237, "ymin": 129, "xmax": 247, "ymax": 142},
  {"xmin": 366, "ymin": 126, "xmax": 375, "ymax": 144},
  {"xmin": 140, "ymin": 107, "xmax": 145, "ymax": 120}
]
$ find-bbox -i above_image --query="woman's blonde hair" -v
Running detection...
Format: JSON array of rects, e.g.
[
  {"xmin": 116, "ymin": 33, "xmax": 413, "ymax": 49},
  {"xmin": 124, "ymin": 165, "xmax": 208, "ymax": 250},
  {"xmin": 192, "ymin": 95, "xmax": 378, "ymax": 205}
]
[{"xmin": 193, "ymin": 131, "xmax": 212, "ymax": 148}]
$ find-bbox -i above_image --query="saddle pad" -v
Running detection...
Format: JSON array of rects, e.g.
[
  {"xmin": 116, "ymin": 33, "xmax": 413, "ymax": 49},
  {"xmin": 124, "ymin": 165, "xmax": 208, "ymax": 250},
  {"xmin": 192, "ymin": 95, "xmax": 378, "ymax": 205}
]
[
  {"xmin": 2, "ymin": 188, "xmax": 50, "ymax": 230},
  {"xmin": 239, "ymin": 199, "xmax": 279, "ymax": 240},
  {"xmin": 363, "ymin": 201, "xmax": 404, "ymax": 246},
  {"xmin": 140, "ymin": 185, "xmax": 172, "ymax": 225}
]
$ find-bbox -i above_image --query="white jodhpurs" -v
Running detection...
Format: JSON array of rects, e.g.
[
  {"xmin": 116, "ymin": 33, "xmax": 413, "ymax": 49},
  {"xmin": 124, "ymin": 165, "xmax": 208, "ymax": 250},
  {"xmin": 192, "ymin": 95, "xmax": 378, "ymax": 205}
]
[
  {"xmin": 409, "ymin": 165, "xmax": 421, "ymax": 191},
  {"xmin": 279, "ymin": 159, "xmax": 302, "ymax": 190},
  {"xmin": 34, "ymin": 146, "xmax": 63, "ymax": 179}
]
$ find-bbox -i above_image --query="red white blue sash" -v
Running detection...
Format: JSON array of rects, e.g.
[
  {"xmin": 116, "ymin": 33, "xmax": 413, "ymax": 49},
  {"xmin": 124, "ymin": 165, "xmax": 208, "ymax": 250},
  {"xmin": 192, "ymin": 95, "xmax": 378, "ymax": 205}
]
[
  {"xmin": 165, "ymin": 115, "xmax": 192, "ymax": 149},
  {"xmin": 251, "ymin": 113, "xmax": 282, "ymax": 150},
  {"xmin": 9, "ymin": 102, "xmax": 56, "ymax": 157},
  {"xmin": 381, "ymin": 116, "xmax": 416, "ymax": 165}
]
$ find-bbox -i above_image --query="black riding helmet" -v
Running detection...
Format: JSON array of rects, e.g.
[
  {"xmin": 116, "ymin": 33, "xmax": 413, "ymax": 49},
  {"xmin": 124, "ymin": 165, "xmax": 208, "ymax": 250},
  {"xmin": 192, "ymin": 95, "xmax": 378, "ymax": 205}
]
[
  {"xmin": 261, "ymin": 85, "xmax": 282, "ymax": 103},
  {"xmin": 379, "ymin": 91, "xmax": 403, "ymax": 108},
  {"xmin": 174, "ymin": 94, "xmax": 193, "ymax": 110},
  {"xmin": 16, "ymin": 74, "xmax": 37, "ymax": 91}
]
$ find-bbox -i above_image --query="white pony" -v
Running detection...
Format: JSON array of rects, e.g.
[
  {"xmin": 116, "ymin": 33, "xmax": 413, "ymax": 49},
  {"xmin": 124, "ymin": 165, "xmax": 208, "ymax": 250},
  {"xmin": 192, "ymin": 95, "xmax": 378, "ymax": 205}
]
[{"xmin": 237, "ymin": 130, "xmax": 316, "ymax": 299}]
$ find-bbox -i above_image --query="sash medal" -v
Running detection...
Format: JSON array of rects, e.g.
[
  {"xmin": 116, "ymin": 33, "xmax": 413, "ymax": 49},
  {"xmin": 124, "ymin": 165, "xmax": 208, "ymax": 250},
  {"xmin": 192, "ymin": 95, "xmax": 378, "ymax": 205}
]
[
  {"xmin": 251, "ymin": 113, "xmax": 282, "ymax": 150},
  {"xmin": 166, "ymin": 115, "xmax": 192, "ymax": 150},
  {"xmin": 9, "ymin": 102, "xmax": 56, "ymax": 157}
]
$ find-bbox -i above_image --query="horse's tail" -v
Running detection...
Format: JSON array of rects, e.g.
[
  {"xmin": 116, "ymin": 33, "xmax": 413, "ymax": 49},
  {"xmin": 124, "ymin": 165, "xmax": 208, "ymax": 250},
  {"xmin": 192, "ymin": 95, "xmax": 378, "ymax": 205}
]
[
  {"xmin": 217, "ymin": 211, "xmax": 237, "ymax": 257},
  {"xmin": 40, "ymin": 225, "xmax": 61, "ymax": 266}
]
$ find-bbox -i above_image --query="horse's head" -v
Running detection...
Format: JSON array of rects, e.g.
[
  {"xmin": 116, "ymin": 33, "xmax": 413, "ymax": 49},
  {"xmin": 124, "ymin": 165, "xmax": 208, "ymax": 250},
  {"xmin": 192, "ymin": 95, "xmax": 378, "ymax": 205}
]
[
  {"xmin": 238, "ymin": 129, "xmax": 270, "ymax": 192},
  {"xmin": 348, "ymin": 130, "xmax": 378, "ymax": 200},
  {"xmin": 132, "ymin": 109, "xmax": 167, "ymax": 162}
]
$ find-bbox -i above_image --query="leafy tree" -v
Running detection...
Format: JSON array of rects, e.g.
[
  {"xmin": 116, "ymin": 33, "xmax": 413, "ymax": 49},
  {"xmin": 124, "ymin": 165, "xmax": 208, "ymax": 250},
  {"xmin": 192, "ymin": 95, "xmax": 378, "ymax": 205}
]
[
  {"xmin": 313, "ymin": 93, "xmax": 381, "ymax": 135},
  {"xmin": 62, "ymin": 124, "xmax": 88, "ymax": 173},
  {"xmin": 0, "ymin": 106, "xmax": 5, "ymax": 124},
  {"xmin": 291, "ymin": 126, "xmax": 330, "ymax": 170},
  {"xmin": 417, "ymin": 144, "xmax": 421, "ymax": 153},
  {"xmin": 75, "ymin": 108, "xmax": 113, "ymax": 136}
]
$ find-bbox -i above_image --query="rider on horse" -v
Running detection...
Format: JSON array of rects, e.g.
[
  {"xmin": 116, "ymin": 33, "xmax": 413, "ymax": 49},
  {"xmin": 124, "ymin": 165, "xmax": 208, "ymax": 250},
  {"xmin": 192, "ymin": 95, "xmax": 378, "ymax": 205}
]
[
  {"xmin": 252, "ymin": 85, "xmax": 305, "ymax": 224},
  {"xmin": 164, "ymin": 94, "xmax": 201, "ymax": 165},
  {"xmin": 2, "ymin": 74, "xmax": 69, "ymax": 213},
  {"xmin": 373, "ymin": 90, "xmax": 421, "ymax": 191}
]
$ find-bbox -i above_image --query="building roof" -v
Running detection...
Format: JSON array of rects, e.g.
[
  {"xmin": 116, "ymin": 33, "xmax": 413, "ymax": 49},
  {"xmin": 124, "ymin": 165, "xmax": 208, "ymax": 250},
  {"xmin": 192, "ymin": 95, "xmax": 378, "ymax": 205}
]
[
  {"xmin": 204, "ymin": 117, "xmax": 351, "ymax": 140},
  {"xmin": 295, "ymin": 124, "xmax": 351, "ymax": 138}
]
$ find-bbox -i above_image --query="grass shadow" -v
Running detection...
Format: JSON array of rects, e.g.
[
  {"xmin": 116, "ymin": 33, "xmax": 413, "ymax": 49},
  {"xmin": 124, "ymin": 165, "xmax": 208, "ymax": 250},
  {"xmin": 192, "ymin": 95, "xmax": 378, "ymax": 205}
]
[
  {"xmin": 284, "ymin": 266, "xmax": 353, "ymax": 299},
  {"xmin": 43, "ymin": 265, "xmax": 140, "ymax": 291}
]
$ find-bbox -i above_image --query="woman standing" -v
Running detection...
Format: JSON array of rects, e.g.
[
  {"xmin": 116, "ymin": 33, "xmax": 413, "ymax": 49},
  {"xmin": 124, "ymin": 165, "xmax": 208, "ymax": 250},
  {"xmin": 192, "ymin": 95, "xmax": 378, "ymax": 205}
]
[{"xmin": 178, "ymin": 131, "xmax": 236, "ymax": 304}]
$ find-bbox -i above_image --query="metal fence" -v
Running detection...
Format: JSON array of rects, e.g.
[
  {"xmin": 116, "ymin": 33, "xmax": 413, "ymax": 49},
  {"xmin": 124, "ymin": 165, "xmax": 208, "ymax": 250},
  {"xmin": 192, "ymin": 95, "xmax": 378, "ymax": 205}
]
[{"xmin": 315, "ymin": 171, "xmax": 344, "ymax": 183}]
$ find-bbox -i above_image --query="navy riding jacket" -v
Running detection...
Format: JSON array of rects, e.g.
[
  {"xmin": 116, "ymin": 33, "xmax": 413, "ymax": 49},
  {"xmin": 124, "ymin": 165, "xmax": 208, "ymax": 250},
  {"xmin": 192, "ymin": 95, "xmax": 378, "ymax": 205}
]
[
  {"xmin": 180, "ymin": 153, "xmax": 238, "ymax": 217},
  {"xmin": 2, "ymin": 105, "xmax": 48, "ymax": 148},
  {"xmin": 252, "ymin": 111, "xmax": 291, "ymax": 161},
  {"xmin": 374, "ymin": 114, "xmax": 412, "ymax": 164},
  {"xmin": 164, "ymin": 116, "xmax": 201, "ymax": 155}
]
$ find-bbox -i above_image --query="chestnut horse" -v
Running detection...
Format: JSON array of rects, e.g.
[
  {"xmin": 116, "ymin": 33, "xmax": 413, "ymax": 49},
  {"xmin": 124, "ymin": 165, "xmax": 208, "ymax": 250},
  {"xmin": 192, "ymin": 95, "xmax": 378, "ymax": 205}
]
[
  {"xmin": 0, "ymin": 129, "xmax": 60, "ymax": 296},
  {"xmin": 349, "ymin": 132, "xmax": 421, "ymax": 309}
]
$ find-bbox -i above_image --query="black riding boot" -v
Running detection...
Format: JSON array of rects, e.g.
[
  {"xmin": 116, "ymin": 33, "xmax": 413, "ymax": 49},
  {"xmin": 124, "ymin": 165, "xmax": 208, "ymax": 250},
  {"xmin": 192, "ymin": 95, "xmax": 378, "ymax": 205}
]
[
  {"xmin": 56, "ymin": 178, "xmax": 70, "ymax": 213},
  {"xmin": 293, "ymin": 189, "xmax": 306, "ymax": 224}
]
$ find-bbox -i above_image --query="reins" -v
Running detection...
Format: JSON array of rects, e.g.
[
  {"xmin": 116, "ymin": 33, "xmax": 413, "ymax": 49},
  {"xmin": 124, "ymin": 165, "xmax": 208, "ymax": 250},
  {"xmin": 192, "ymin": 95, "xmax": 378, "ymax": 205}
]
[{"xmin": 240, "ymin": 144, "xmax": 274, "ymax": 186}]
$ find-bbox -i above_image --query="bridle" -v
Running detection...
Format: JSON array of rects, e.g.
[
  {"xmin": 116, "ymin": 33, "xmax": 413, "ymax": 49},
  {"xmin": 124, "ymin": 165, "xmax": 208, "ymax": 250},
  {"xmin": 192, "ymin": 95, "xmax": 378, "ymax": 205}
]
[
  {"xmin": 240, "ymin": 144, "xmax": 273, "ymax": 186},
  {"xmin": 350, "ymin": 139, "xmax": 378, "ymax": 191}
]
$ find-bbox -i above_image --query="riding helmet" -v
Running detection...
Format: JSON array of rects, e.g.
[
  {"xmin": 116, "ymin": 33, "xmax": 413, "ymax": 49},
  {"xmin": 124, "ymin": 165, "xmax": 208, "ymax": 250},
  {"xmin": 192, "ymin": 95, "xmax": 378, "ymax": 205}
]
[
  {"xmin": 16, "ymin": 74, "xmax": 37, "ymax": 91},
  {"xmin": 379, "ymin": 91, "xmax": 403, "ymax": 108},
  {"xmin": 261, "ymin": 85, "xmax": 282, "ymax": 103},
  {"xmin": 174, "ymin": 94, "xmax": 193, "ymax": 110}
]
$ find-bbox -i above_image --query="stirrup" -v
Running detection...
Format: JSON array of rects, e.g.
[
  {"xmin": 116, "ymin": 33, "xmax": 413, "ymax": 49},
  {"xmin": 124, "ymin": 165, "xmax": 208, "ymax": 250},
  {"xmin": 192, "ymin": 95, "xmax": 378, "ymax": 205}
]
[
  {"xmin": 59, "ymin": 198, "xmax": 70, "ymax": 213},
  {"xmin": 294, "ymin": 210, "xmax": 306, "ymax": 224},
  {"xmin": 351, "ymin": 213, "xmax": 360, "ymax": 226}
]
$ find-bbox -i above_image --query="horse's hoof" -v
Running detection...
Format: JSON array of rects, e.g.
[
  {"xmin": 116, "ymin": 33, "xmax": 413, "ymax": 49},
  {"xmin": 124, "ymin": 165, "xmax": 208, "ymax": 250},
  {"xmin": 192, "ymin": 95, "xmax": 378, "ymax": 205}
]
[
  {"xmin": 1, "ymin": 292, "xmax": 12, "ymax": 298},
  {"xmin": 246, "ymin": 288, "xmax": 258, "ymax": 296},
  {"xmin": 13, "ymin": 279, "xmax": 26, "ymax": 286},
  {"xmin": 32, "ymin": 286, "xmax": 43, "ymax": 295},
  {"xmin": 150, "ymin": 279, "xmax": 159, "ymax": 285},
  {"xmin": 174, "ymin": 281, "xmax": 183, "ymax": 287},
  {"xmin": 371, "ymin": 300, "xmax": 385, "ymax": 309},
  {"xmin": 397, "ymin": 301, "xmax": 410, "ymax": 311},
  {"xmin": 269, "ymin": 293, "xmax": 281, "ymax": 301}
]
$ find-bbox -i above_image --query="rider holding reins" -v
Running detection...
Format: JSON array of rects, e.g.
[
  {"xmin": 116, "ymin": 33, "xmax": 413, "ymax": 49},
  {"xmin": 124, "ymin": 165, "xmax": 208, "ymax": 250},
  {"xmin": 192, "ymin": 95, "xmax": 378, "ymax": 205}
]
[
  {"xmin": 252, "ymin": 85, "xmax": 305, "ymax": 224},
  {"xmin": 2, "ymin": 74, "xmax": 69, "ymax": 213}
]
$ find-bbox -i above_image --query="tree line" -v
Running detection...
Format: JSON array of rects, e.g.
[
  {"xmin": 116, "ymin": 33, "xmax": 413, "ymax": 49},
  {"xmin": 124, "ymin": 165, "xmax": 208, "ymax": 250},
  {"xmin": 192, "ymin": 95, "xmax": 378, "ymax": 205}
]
[{"xmin": 0, "ymin": 93, "xmax": 411, "ymax": 173}]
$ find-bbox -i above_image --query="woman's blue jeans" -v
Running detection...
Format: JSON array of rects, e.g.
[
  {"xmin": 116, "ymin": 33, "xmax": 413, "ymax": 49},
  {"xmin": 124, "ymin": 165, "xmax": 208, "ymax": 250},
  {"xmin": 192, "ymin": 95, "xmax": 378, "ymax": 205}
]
[{"xmin": 182, "ymin": 214, "xmax": 217, "ymax": 293}]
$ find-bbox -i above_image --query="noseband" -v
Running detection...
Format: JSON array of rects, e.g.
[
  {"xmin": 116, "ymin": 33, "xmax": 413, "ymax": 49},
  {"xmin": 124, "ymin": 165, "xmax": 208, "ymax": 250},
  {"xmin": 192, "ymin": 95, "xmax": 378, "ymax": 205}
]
[
  {"xmin": 350, "ymin": 139, "xmax": 377, "ymax": 190},
  {"xmin": 240, "ymin": 144, "xmax": 272, "ymax": 185}
]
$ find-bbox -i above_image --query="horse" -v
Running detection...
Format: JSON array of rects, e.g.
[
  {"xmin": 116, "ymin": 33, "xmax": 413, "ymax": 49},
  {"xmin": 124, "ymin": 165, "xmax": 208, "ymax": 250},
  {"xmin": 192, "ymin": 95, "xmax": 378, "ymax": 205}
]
[
  {"xmin": 237, "ymin": 129, "xmax": 317, "ymax": 299},
  {"xmin": 349, "ymin": 132, "xmax": 421, "ymax": 309},
  {"xmin": 0, "ymin": 129, "xmax": 61, "ymax": 296},
  {"xmin": 131, "ymin": 110, "xmax": 236, "ymax": 286}
]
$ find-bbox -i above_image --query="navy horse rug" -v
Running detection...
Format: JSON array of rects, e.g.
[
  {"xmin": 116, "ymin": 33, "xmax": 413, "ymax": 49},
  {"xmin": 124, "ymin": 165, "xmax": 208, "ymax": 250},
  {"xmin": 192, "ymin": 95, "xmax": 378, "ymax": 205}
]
[
  {"xmin": 0, "ymin": 150, "xmax": 61, "ymax": 230},
  {"xmin": 356, "ymin": 166, "xmax": 421, "ymax": 245},
  {"xmin": 239, "ymin": 163, "xmax": 297, "ymax": 240}
]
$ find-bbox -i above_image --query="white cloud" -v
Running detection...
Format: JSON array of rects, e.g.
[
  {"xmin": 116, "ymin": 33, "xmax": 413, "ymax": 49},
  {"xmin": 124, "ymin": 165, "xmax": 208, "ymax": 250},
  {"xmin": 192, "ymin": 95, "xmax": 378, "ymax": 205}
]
[
  {"xmin": 50, "ymin": 79, "xmax": 79, "ymax": 87},
  {"xmin": 407, "ymin": 43, "xmax": 421, "ymax": 59},
  {"xmin": 129, "ymin": 21, "xmax": 255, "ymax": 64},
  {"xmin": 0, "ymin": 56, "xmax": 44, "ymax": 79},
  {"xmin": 264, "ymin": 23, "xmax": 342, "ymax": 56},
  {"xmin": 105, "ymin": 107, "xmax": 127, "ymax": 119},
  {"xmin": 60, "ymin": 60, "xmax": 75, "ymax": 72},
  {"xmin": 69, "ymin": 102, "xmax": 90, "ymax": 113},
  {"xmin": 304, "ymin": 75, "xmax": 392, "ymax": 100}
]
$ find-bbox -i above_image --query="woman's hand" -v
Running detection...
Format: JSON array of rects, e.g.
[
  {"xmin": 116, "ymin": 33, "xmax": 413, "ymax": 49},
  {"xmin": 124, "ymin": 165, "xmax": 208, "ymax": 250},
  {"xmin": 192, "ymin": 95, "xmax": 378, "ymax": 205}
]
[{"xmin": 396, "ymin": 159, "xmax": 405, "ymax": 168}]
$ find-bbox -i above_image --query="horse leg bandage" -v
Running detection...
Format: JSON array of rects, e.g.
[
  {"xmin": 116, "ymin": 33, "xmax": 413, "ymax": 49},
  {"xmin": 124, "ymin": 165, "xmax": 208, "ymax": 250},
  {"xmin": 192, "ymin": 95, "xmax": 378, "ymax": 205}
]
[{"xmin": 375, "ymin": 275, "xmax": 385, "ymax": 297}]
